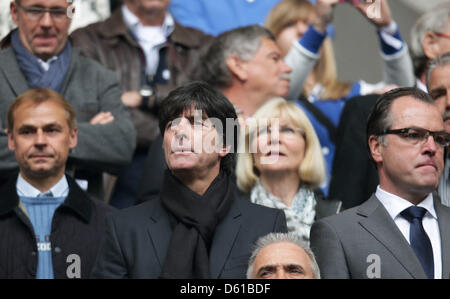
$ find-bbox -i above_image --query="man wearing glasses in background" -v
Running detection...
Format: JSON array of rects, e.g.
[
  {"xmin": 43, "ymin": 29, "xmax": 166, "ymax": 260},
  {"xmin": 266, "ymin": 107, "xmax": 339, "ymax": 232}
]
[
  {"xmin": 427, "ymin": 52, "xmax": 450, "ymax": 207},
  {"xmin": 0, "ymin": 0, "xmax": 136, "ymax": 200},
  {"xmin": 311, "ymin": 87, "xmax": 450, "ymax": 279}
]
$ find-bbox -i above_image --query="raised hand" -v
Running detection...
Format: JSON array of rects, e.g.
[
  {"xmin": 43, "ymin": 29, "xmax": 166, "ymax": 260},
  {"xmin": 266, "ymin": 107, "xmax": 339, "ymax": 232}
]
[
  {"xmin": 314, "ymin": 0, "xmax": 340, "ymax": 32},
  {"xmin": 352, "ymin": 0, "xmax": 393, "ymax": 28}
]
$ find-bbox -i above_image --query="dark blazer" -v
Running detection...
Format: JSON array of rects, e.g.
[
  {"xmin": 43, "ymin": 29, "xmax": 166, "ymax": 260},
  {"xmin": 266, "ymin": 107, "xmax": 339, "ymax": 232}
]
[
  {"xmin": 328, "ymin": 94, "xmax": 380, "ymax": 209},
  {"xmin": 0, "ymin": 174, "xmax": 115, "ymax": 279},
  {"xmin": 310, "ymin": 194, "xmax": 450, "ymax": 279},
  {"xmin": 91, "ymin": 194, "xmax": 288, "ymax": 278}
]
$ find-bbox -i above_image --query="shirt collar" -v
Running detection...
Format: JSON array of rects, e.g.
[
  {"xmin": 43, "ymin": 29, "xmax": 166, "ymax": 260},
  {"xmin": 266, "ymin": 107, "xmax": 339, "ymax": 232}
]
[
  {"xmin": 376, "ymin": 185, "xmax": 437, "ymax": 220},
  {"xmin": 16, "ymin": 173, "xmax": 69, "ymax": 198},
  {"xmin": 121, "ymin": 4, "xmax": 174, "ymax": 38},
  {"xmin": 37, "ymin": 56, "xmax": 58, "ymax": 72}
]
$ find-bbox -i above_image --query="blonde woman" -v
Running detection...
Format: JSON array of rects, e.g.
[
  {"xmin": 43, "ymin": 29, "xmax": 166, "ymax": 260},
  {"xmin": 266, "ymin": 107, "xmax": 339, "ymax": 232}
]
[
  {"xmin": 265, "ymin": 0, "xmax": 414, "ymax": 195},
  {"xmin": 237, "ymin": 98, "xmax": 327, "ymax": 242}
]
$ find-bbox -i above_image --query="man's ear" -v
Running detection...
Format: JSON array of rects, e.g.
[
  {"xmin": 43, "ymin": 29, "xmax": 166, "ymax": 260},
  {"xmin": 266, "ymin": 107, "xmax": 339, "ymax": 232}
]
[
  {"xmin": 368, "ymin": 135, "xmax": 383, "ymax": 164},
  {"xmin": 422, "ymin": 31, "xmax": 441, "ymax": 60},
  {"xmin": 69, "ymin": 127, "xmax": 78, "ymax": 150},
  {"xmin": 226, "ymin": 55, "xmax": 248, "ymax": 81},
  {"xmin": 7, "ymin": 130, "xmax": 15, "ymax": 151},
  {"xmin": 10, "ymin": 1, "xmax": 19, "ymax": 25}
]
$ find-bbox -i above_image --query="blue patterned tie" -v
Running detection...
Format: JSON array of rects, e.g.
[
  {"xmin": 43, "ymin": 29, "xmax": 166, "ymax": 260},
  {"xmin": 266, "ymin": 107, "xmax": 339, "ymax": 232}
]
[{"xmin": 401, "ymin": 206, "xmax": 434, "ymax": 279}]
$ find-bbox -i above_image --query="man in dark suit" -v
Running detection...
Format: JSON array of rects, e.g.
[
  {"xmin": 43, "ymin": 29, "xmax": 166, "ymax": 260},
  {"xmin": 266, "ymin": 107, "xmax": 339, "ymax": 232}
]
[
  {"xmin": 91, "ymin": 82, "xmax": 287, "ymax": 279},
  {"xmin": 0, "ymin": 88, "xmax": 114, "ymax": 279},
  {"xmin": 311, "ymin": 87, "xmax": 450, "ymax": 279}
]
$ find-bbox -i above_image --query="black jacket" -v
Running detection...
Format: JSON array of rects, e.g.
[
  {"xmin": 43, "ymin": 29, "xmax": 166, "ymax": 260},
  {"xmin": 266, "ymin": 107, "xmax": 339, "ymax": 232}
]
[
  {"xmin": 91, "ymin": 192, "xmax": 287, "ymax": 278},
  {"xmin": 328, "ymin": 94, "xmax": 380, "ymax": 209},
  {"xmin": 0, "ymin": 174, "xmax": 115, "ymax": 279}
]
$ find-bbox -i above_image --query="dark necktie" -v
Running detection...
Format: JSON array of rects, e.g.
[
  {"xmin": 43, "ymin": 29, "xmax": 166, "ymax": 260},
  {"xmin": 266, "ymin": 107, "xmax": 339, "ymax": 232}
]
[{"xmin": 401, "ymin": 206, "xmax": 434, "ymax": 279}]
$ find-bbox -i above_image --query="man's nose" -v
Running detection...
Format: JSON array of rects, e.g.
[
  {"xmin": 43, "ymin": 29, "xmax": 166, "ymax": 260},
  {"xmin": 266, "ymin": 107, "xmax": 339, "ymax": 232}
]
[
  {"xmin": 281, "ymin": 60, "xmax": 292, "ymax": 74},
  {"xmin": 34, "ymin": 130, "xmax": 47, "ymax": 145},
  {"xmin": 274, "ymin": 270, "xmax": 288, "ymax": 279},
  {"xmin": 422, "ymin": 134, "xmax": 439, "ymax": 154},
  {"xmin": 446, "ymin": 90, "xmax": 450, "ymax": 108},
  {"xmin": 39, "ymin": 12, "xmax": 53, "ymax": 27}
]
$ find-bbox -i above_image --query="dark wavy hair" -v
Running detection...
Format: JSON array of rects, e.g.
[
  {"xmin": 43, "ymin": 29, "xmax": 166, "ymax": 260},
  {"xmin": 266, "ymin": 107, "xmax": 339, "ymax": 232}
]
[{"xmin": 158, "ymin": 81, "xmax": 239, "ymax": 175}]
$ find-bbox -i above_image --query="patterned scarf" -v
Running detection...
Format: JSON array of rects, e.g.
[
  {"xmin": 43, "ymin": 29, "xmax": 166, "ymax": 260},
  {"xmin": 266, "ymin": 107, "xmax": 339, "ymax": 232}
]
[
  {"xmin": 159, "ymin": 170, "xmax": 234, "ymax": 279},
  {"xmin": 250, "ymin": 180, "xmax": 316, "ymax": 243},
  {"xmin": 11, "ymin": 29, "xmax": 72, "ymax": 92}
]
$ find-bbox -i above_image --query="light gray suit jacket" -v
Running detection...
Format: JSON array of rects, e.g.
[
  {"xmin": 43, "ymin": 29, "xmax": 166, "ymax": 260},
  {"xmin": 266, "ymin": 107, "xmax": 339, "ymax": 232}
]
[
  {"xmin": 310, "ymin": 194, "xmax": 450, "ymax": 279},
  {"xmin": 0, "ymin": 45, "xmax": 136, "ymax": 175}
]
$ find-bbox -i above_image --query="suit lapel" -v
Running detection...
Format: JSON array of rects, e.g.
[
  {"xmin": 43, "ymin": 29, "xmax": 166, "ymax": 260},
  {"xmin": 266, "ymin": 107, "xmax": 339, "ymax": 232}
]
[
  {"xmin": 0, "ymin": 48, "xmax": 30, "ymax": 96},
  {"xmin": 357, "ymin": 195, "xmax": 427, "ymax": 279},
  {"xmin": 147, "ymin": 199, "xmax": 172, "ymax": 271},
  {"xmin": 435, "ymin": 198, "xmax": 450, "ymax": 279},
  {"xmin": 209, "ymin": 198, "xmax": 242, "ymax": 279}
]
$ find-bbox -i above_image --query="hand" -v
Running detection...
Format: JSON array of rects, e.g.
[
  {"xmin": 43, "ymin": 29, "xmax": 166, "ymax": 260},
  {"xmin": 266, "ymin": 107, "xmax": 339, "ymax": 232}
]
[
  {"xmin": 314, "ymin": 0, "xmax": 340, "ymax": 32},
  {"xmin": 90, "ymin": 112, "xmax": 115, "ymax": 125},
  {"xmin": 121, "ymin": 91, "xmax": 142, "ymax": 108},
  {"xmin": 352, "ymin": 0, "xmax": 393, "ymax": 28}
]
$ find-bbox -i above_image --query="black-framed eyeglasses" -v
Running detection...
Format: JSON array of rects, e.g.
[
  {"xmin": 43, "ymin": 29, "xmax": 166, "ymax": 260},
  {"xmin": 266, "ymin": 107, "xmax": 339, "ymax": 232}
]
[
  {"xmin": 380, "ymin": 127, "xmax": 450, "ymax": 148},
  {"xmin": 17, "ymin": 3, "xmax": 68, "ymax": 21}
]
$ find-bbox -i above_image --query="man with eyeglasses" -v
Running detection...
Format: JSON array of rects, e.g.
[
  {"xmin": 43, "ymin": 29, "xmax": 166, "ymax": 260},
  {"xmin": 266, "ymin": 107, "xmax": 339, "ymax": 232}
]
[
  {"xmin": 0, "ymin": 0, "xmax": 136, "ymax": 201},
  {"xmin": 427, "ymin": 52, "xmax": 450, "ymax": 208},
  {"xmin": 310, "ymin": 87, "xmax": 450, "ymax": 279},
  {"xmin": 329, "ymin": 2, "xmax": 450, "ymax": 210}
]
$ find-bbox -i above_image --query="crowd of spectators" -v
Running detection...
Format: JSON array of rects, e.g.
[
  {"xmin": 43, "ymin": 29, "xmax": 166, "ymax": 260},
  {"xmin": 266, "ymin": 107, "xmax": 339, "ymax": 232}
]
[{"xmin": 1, "ymin": 0, "xmax": 450, "ymax": 280}]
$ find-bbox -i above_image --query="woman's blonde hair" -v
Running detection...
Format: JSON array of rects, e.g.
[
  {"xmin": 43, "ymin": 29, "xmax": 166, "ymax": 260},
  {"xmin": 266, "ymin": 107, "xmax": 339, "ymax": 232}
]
[
  {"xmin": 236, "ymin": 98, "xmax": 326, "ymax": 193},
  {"xmin": 265, "ymin": 0, "xmax": 351, "ymax": 100}
]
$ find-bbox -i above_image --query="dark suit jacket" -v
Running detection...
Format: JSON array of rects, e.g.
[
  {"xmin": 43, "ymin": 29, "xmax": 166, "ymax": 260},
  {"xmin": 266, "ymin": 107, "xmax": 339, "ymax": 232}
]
[
  {"xmin": 0, "ymin": 174, "xmax": 115, "ymax": 278},
  {"xmin": 91, "ymin": 194, "xmax": 287, "ymax": 278},
  {"xmin": 328, "ymin": 94, "xmax": 380, "ymax": 209},
  {"xmin": 310, "ymin": 194, "xmax": 450, "ymax": 279}
]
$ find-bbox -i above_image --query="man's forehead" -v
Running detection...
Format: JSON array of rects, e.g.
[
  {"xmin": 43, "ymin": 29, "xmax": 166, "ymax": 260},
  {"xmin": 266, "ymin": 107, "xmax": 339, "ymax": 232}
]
[
  {"xmin": 21, "ymin": 0, "xmax": 70, "ymax": 7},
  {"xmin": 391, "ymin": 97, "xmax": 443, "ymax": 127},
  {"xmin": 258, "ymin": 38, "xmax": 280, "ymax": 55},
  {"xmin": 257, "ymin": 242, "xmax": 308, "ymax": 262},
  {"xmin": 14, "ymin": 101, "xmax": 68, "ymax": 121},
  {"xmin": 178, "ymin": 107, "xmax": 208, "ymax": 119}
]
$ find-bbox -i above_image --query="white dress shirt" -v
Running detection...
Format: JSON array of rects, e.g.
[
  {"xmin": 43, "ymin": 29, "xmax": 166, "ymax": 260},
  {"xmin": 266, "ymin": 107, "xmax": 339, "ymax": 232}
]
[
  {"xmin": 122, "ymin": 5, "xmax": 174, "ymax": 76},
  {"xmin": 37, "ymin": 56, "xmax": 58, "ymax": 72},
  {"xmin": 17, "ymin": 174, "xmax": 69, "ymax": 198},
  {"xmin": 376, "ymin": 186, "xmax": 442, "ymax": 278}
]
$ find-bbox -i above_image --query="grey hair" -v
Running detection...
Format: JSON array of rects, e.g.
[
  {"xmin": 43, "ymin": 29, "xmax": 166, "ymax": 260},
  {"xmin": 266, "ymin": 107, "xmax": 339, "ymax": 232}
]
[
  {"xmin": 410, "ymin": 2, "xmax": 450, "ymax": 77},
  {"xmin": 246, "ymin": 232, "xmax": 320, "ymax": 279},
  {"xmin": 426, "ymin": 52, "xmax": 450, "ymax": 88},
  {"xmin": 200, "ymin": 25, "xmax": 275, "ymax": 89}
]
